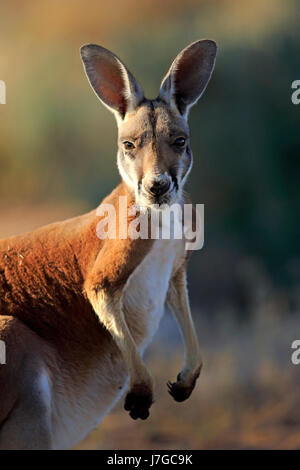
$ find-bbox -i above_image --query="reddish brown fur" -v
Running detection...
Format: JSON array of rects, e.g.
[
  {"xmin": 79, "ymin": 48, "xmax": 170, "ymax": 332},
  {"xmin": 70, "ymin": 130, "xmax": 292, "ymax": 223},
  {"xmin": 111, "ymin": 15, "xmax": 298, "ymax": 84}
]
[{"xmin": 0, "ymin": 183, "xmax": 153, "ymax": 356}]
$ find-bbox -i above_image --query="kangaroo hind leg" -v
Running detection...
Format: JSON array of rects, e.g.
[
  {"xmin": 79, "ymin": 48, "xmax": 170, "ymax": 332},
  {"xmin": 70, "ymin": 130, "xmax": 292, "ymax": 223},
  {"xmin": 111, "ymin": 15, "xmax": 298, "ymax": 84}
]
[{"xmin": 0, "ymin": 316, "xmax": 53, "ymax": 450}]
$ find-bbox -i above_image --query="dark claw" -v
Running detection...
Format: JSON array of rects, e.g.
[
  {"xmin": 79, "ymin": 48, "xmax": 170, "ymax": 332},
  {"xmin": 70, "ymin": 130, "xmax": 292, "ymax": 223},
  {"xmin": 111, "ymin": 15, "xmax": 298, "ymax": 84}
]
[
  {"xmin": 129, "ymin": 409, "xmax": 139, "ymax": 420},
  {"xmin": 167, "ymin": 370, "xmax": 200, "ymax": 402},
  {"xmin": 167, "ymin": 380, "xmax": 173, "ymax": 391},
  {"xmin": 124, "ymin": 383, "xmax": 153, "ymax": 420}
]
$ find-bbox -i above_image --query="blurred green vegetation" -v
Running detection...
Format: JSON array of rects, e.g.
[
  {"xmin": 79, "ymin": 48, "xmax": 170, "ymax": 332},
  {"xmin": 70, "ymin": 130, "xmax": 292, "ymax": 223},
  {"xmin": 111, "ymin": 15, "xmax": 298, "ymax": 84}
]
[{"xmin": 0, "ymin": 0, "xmax": 299, "ymax": 314}]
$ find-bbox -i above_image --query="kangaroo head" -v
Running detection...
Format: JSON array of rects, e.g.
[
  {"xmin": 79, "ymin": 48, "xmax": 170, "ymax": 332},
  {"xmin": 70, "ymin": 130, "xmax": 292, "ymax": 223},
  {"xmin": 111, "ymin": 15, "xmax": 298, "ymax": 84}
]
[{"xmin": 81, "ymin": 40, "xmax": 217, "ymax": 208}]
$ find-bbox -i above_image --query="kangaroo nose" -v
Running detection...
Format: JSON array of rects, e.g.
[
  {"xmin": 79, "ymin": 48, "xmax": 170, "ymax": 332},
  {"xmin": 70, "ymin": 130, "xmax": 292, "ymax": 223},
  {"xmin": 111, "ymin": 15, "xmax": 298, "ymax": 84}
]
[{"xmin": 148, "ymin": 179, "xmax": 170, "ymax": 197}]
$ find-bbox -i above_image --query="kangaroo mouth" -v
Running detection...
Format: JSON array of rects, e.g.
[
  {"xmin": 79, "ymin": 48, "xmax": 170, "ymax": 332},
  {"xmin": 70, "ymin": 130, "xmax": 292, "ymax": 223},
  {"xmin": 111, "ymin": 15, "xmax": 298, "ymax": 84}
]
[
  {"xmin": 137, "ymin": 182, "xmax": 178, "ymax": 208},
  {"xmin": 149, "ymin": 191, "xmax": 174, "ymax": 206}
]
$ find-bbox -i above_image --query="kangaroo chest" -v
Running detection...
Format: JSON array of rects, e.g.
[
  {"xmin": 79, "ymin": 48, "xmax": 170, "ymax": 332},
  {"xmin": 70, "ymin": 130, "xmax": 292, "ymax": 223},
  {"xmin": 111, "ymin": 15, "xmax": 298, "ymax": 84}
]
[{"xmin": 123, "ymin": 237, "xmax": 185, "ymax": 348}]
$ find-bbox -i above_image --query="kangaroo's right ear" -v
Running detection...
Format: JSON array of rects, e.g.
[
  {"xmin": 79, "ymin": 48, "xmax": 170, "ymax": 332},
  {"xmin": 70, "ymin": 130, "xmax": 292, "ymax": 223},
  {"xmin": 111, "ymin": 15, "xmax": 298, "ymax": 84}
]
[
  {"xmin": 159, "ymin": 40, "xmax": 217, "ymax": 117},
  {"xmin": 80, "ymin": 44, "xmax": 144, "ymax": 121}
]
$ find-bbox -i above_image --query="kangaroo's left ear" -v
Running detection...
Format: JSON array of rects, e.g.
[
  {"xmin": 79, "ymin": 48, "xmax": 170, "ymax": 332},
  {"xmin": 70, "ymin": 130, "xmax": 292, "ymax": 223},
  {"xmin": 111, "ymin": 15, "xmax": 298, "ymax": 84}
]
[
  {"xmin": 80, "ymin": 44, "xmax": 144, "ymax": 121},
  {"xmin": 159, "ymin": 40, "xmax": 217, "ymax": 117}
]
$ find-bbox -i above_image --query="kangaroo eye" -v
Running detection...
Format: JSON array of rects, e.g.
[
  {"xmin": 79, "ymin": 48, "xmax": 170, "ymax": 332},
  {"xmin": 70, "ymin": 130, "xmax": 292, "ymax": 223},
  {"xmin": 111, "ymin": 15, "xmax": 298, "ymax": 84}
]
[
  {"xmin": 174, "ymin": 137, "xmax": 186, "ymax": 147},
  {"xmin": 123, "ymin": 141, "xmax": 135, "ymax": 150}
]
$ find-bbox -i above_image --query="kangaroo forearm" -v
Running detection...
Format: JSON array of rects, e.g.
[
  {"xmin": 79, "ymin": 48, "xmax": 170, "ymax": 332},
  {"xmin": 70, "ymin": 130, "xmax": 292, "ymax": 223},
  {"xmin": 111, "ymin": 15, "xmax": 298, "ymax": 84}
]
[{"xmin": 168, "ymin": 269, "xmax": 200, "ymax": 360}]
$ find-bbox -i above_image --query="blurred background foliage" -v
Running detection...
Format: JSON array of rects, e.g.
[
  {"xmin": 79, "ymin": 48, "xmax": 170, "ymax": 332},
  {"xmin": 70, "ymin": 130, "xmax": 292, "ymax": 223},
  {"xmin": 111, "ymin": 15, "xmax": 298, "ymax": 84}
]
[
  {"xmin": 1, "ymin": 0, "xmax": 300, "ymax": 449},
  {"xmin": 1, "ymin": 0, "xmax": 299, "ymax": 316}
]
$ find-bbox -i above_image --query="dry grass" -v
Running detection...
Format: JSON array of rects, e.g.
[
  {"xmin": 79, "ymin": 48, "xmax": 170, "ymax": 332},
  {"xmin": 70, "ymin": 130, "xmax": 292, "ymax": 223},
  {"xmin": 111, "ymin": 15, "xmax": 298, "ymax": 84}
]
[{"xmin": 76, "ymin": 313, "xmax": 300, "ymax": 450}]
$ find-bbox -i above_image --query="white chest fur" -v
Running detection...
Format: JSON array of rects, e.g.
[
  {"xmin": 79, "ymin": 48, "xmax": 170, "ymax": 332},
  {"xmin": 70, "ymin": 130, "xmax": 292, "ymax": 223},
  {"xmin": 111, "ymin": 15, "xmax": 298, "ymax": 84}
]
[{"xmin": 124, "ymin": 237, "xmax": 185, "ymax": 350}]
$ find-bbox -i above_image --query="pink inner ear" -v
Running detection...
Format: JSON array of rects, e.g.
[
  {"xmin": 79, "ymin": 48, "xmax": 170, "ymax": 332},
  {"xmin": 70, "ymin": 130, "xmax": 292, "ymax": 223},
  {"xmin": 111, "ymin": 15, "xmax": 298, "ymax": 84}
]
[
  {"xmin": 172, "ymin": 42, "xmax": 216, "ymax": 113},
  {"xmin": 175, "ymin": 48, "xmax": 200, "ymax": 92},
  {"xmin": 174, "ymin": 47, "xmax": 205, "ymax": 108},
  {"xmin": 93, "ymin": 57, "xmax": 127, "ymax": 116}
]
